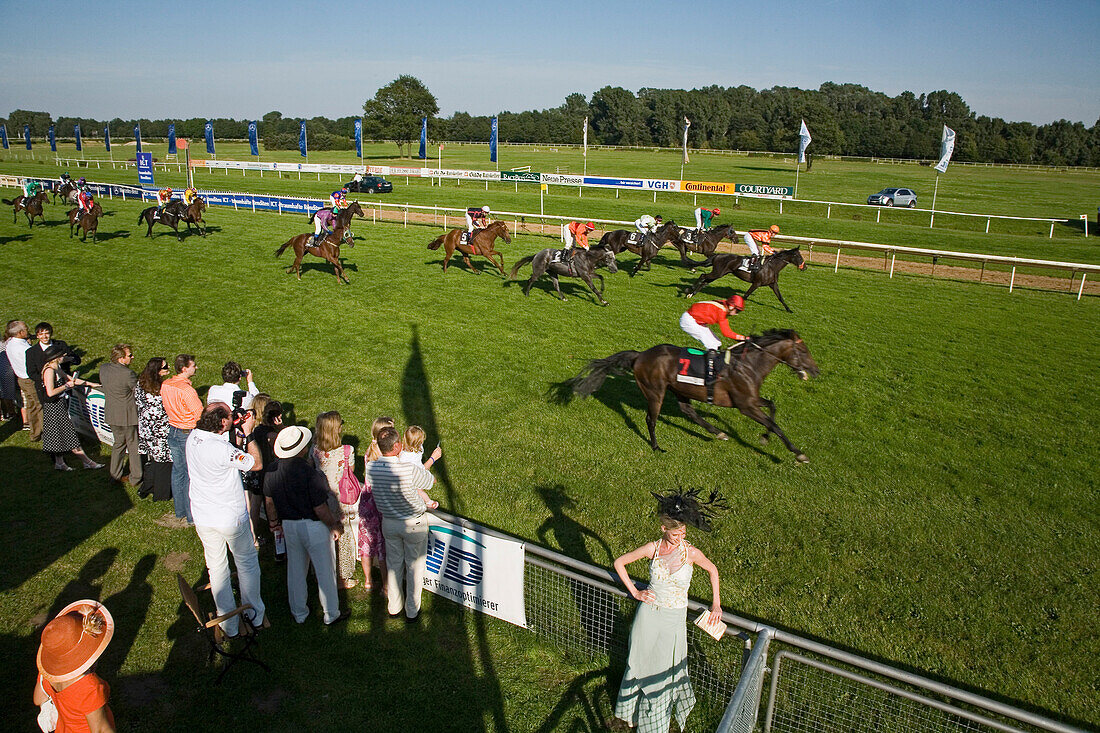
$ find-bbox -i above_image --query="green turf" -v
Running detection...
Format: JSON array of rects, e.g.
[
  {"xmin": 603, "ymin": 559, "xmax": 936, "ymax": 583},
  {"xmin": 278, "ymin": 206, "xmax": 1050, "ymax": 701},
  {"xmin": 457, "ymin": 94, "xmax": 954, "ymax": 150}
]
[{"xmin": 0, "ymin": 172, "xmax": 1097, "ymax": 730}]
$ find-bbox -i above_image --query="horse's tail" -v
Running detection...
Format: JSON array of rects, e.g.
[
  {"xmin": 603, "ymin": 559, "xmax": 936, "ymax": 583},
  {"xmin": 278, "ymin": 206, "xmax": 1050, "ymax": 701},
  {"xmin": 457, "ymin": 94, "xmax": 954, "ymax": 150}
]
[
  {"xmin": 274, "ymin": 238, "xmax": 295, "ymax": 258},
  {"xmin": 427, "ymin": 234, "xmax": 445, "ymax": 251},
  {"xmin": 137, "ymin": 209, "xmax": 147, "ymax": 225},
  {"xmin": 1, "ymin": 198, "xmax": 14, "ymax": 206},
  {"xmin": 563, "ymin": 350, "xmax": 640, "ymax": 400},
  {"xmin": 508, "ymin": 255, "xmax": 535, "ymax": 279}
]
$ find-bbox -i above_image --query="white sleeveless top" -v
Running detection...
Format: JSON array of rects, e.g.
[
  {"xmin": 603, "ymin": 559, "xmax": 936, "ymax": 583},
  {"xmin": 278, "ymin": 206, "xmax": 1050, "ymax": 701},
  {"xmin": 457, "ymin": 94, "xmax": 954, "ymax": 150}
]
[{"xmin": 647, "ymin": 538, "xmax": 693, "ymax": 609}]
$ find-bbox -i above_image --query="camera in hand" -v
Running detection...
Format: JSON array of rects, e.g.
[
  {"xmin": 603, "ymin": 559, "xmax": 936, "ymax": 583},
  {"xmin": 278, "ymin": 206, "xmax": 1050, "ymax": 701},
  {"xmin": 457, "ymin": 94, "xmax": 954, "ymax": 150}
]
[{"xmin": 230, "ymin": 389, "xmax": 251, "ymax": 445}]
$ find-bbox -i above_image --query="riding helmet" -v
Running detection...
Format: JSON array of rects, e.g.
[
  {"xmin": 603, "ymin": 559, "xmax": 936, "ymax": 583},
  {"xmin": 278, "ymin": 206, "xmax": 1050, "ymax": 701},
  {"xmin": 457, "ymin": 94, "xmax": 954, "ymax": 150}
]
[
  {"xmin": 585, "ymin": 222, "xmax": 595, "ymax": 230},
  {"xmin": 769, "ymin": 224, "xmax": 780, "ymax": 234},
  {"xmin": 725, "ymin": 294, "xmax": 745, "ymax": 311},
  {"xmin": 714, "ymin": 208, "xmax": 721, "ymax": 215},
  {"xmin": 482, "ymin": 205, "xmax": 491, "ymax": 213}
]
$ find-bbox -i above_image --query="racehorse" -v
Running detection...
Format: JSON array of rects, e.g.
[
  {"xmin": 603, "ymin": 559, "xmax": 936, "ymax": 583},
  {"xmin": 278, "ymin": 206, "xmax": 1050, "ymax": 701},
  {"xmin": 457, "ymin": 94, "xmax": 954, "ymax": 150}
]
[
  {"xmin": 427, "ymin": 220, "xmax": 510, "ymax": 275},
  {"xmin": 53, "ymin": 181, "xmax": 79, "ymax": 206},
  {"xmin": 670, "ymin": 223, "xmax": 737, "ymax": 265},
  {"xmin": 274, "ymin": 219, "xmax": 355, "ymax": 284},
  {"xmin": 177, "ymin": 197, "xmax": 208, "ymax": 238},
  {"xmin": 599, "ymin": 221, "xmax": 702, "ymax": 276},
  {"xmin": 562, "ymin": 329, "xmax": 819, "ymax": 461},
  {"xmin": 308, "ymin": 201, "xmax": 365, "ymax": 236},
  {"xmin": 68, "ymin": 203, "xmax": 103, "ymax": 243},
  {"xmin": 137, "ymin": 199, "xmax": 195, "ymax": 241},
  {"xmin": 3, "ymin": 191, "xmax": 48, "ymax": 227},
  {"xmin": 683, "ymin": 247, "xmax": 806, "ymax": 312},
  {"xmin": 509, "ymin": 245, "xmax": 619, "ymax": 306}
]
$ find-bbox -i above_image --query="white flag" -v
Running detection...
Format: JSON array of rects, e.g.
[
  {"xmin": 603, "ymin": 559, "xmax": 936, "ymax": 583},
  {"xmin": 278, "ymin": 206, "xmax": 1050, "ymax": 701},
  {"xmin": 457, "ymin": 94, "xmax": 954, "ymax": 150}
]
[
  {"xmin": 583, "ymin": 116, "xmax": 588, "ymax": 158},
  {"xmin": 682, "ymin": 116, "xmax": 691, "ymax": 164},
  {"xmin": 934, "ymin": 124, "xmax": 956, "ymax": 173},
  {"xmin": 798, "ymin": 119, "xmax": 812, "ymax": 163}
]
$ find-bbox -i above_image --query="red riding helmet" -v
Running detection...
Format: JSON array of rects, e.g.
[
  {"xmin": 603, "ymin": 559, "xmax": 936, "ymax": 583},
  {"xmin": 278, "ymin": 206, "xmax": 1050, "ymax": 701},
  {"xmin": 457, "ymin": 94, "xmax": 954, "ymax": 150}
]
[
  {"xmin": 585, "ymin": 222, "xmax": 595, "ymax": 230},
  {"xmin": 725, "ymin": 294, "xmax": 745, "ymax": 311},
  {"xmin": 713, "ymin": 208, "xmax": 721, "ymax": 215},
  {"xmin": 769, "ymin": 224, "xmax": 780, "ymax": 234}
]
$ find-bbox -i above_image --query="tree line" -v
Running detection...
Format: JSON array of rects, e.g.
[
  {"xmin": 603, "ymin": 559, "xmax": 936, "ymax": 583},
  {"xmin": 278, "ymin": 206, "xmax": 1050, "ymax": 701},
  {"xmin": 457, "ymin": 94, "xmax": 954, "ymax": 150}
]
[{"xmin": 5, "ymin": 79, "xmax": 1098, "ymax": 166}]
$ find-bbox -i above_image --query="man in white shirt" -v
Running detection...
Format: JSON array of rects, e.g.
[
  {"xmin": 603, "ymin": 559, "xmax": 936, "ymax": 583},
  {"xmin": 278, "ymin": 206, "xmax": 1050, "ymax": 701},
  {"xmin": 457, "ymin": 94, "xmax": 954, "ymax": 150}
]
[
  {"xmin": 186, "ymin": 403, "xmax": 266, "ymax": 636},
  {"xmin": 206, "ymin": 361, "xmax": 259, "ymax": 410},
  {"xmin": 5, "ymin": 321, "xmax": 40, "ymax": 438}
]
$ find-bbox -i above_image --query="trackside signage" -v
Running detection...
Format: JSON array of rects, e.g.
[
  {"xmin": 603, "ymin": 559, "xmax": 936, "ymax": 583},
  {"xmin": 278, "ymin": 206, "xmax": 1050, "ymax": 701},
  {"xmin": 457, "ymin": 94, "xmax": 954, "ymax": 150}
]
[
  {"xmin": 425, "ymin": 516, "xmax": 527, "ymax": 628},
  {"xmin": 69, "ymin": 388, "xmax": 114, "ymax": 445},
  {"xmin": 501, "ymin": 170, "xmax": 541, "ymax": 182},
  {"xmin": 735, "ymin": 183, "xmax": 794, "ymax": 198},
  {"xmin": 136, "ymin": 152, "xmax": 155, "ymax": 186},
  {"xmin": 682, "ymin": 180, "xmax": 735, "ymax": 194}
]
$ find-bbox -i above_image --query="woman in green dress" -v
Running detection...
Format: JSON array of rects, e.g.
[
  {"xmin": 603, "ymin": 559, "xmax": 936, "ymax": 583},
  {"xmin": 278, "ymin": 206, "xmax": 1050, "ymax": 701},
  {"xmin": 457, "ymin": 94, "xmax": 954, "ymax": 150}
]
[{"xmin": 613, "ymin": 489, "xmax": 725, "ymax": 733}]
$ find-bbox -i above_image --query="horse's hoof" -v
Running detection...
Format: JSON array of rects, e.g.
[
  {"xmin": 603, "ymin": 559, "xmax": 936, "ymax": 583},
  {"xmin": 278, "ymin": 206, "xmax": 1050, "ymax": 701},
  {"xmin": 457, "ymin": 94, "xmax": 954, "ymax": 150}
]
[
  {"xmin": 760, "ymin": 434, "xmax": 770, "ymax": 445},
  {"xmin": 716, "ymin": 432, "xmax": 728, "ymax": 441},
  {"xmin": 795, "ymin": 453, "xmax": 809, "ymax": 464}
]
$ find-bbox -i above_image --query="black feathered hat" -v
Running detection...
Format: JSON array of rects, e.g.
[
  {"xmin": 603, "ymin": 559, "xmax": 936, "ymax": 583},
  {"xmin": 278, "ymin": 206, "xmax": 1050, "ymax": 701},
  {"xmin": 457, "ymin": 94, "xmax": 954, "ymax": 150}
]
[{"xmin": 652, "ymin": 487, "xmax": 727, "ymax": 532}]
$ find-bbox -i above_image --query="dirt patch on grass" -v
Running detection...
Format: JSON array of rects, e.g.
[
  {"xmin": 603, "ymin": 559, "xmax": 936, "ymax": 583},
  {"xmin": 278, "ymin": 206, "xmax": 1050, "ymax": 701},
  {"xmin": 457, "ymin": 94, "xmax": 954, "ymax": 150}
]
[{"xmin": 163, "ymin": 552, "xmax": 190, "ymax": 572}]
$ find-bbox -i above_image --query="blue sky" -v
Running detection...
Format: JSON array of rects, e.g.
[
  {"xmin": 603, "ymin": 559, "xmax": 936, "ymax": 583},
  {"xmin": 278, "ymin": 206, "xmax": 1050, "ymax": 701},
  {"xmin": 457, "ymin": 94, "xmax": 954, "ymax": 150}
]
[{"xmin": 1, "ymin": 0, "xmax": 1096, "ymax": 125}]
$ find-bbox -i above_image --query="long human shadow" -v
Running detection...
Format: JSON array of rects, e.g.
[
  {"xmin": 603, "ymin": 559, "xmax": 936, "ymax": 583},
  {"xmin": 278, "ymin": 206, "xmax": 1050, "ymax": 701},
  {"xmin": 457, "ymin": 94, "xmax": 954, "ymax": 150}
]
[
  {"xmin": 400, "ymin": 325, "xmax": 509, "ymax": 732},
  {"xmin": 98, "ymin": 554, "xmax": 156, "ymax": 679}
]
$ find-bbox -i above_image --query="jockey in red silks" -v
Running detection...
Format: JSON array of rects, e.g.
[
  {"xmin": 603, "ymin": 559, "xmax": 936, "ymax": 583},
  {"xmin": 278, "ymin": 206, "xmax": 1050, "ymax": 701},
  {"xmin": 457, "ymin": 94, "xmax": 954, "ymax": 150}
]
[
  {"xmin": 76, "ymin": 189, "xmax": 94, "ymax": 218},
  {"xmin": 743, "ymin": 224, "xmax": 780, "ymax": 271},
  {"xmin": 562, "ymin": 221, "xmax": 595, "ymax": 267},
  {"xmin": 680, "ymin": 294, "xmax": 746, "ymax": 383},
  {"xmin": 312, "ymin": 208, "xmax": 337, "ymax": 247}
]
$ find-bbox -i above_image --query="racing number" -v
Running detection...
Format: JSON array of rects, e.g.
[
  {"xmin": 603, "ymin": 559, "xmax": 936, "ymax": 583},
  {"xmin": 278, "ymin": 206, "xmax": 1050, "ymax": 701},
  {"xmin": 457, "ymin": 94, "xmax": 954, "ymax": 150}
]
[{"xmin": 679, "ymin": 358, "xmax": 691, "ymax": 375}]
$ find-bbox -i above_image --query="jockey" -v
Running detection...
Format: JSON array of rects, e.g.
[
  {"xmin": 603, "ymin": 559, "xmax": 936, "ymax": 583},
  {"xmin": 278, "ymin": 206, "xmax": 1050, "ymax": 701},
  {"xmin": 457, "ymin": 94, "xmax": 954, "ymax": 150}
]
[
  {"xmin": 23, "ymin": 179, "xmax": 41, "ymax": 199},
  {"xmin": 680, "ymin": 294, "xmax": 746, "ymax": 383},
  {"xmin": 76, "ymin": 177, "xmax": 89, "ymax": 192},
  {"xmin": 466, "ymin": 205, "xmax": 490, "ymax": 234},
  {"xmin": 743, "ymin": 224, "xmax": 780, "ymax": 271},
  {"xmin": 694, "ymin": 207, "xmax": 720, "ymax": 231},
  {"xmin": 76, "ymin": 189, "xmax": 95, "ymax": 218},
  {"xmin": 59, "ymin": 171, "xmax": 72, "ymax": 189},
  {"xmin": 562, "ymin": 221, "xmax": 595, "ymax": 266},
  {"xmin": 312, "ymin": 207, "xmax": 336, "ymax": 247},
  {"xmin": 156, "ymin": 187, "xmax": 173, "ymax": 217},
  {"xmin": 183, "ymin": 187, "xmax": 199, "ymax": 206},
  {"xmin": 329, "ymin": 188, "xmax": 348, "ymax": 214},
  {"xmin": 634, "ymin": 214, "xmax": 659, "ymax": 235}
]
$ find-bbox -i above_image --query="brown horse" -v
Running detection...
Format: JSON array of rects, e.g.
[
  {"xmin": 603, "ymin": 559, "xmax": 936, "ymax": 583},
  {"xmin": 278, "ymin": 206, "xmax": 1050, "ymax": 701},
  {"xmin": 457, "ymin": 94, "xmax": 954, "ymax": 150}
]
[
  {"xmin": 137, "ymin": 200, "xmax": 192, "ymax": 241},
  {"xmin": 274, "ymin": 218, "xmax": 356, "ymax": 284},
  {"xmin": 683, "ymin": 247, "xmax": 806, "ymax": 312},
  {"xmin": 3, "ymin": 191, "xmax": 48, "ymax": 227},
  {"xmin": 68, "ymin": 203, "xmax": 103, "ymax": 242},
  {"xmin": 53, "ymin": 181, "xmax": 79, "ymax": 206},
  {"xmin": 427, "ymin": 220, "xmax": 510, "ymax": 274},
  {"xmin": 562, "ymin": 329, "xmax": 819, "ymax": 462},
  {"xmin": 599, "ymin": 221, "xmax": 700, "ymax": 276},
  {"xmin": 178, "ymin": 197, "xmax": 208, "ymax": 237},
  {"xmin": 670, "ymin": 223, "xmax": 737, "ymax": 265}
]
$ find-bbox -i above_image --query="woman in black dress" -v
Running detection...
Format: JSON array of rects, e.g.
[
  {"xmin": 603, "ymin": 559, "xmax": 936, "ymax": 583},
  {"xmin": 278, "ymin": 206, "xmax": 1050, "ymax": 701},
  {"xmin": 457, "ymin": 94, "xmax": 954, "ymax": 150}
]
[{"xmin": 38, "ymin": 346, "xmax": 103, "ymax": 471}]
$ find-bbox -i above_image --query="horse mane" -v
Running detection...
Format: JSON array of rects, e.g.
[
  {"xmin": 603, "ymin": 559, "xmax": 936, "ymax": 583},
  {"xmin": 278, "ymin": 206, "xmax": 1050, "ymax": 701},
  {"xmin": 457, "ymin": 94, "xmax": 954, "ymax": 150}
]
[{"xmin": 748, "ymin": 328, "xmax": 799, "ymax": 346}]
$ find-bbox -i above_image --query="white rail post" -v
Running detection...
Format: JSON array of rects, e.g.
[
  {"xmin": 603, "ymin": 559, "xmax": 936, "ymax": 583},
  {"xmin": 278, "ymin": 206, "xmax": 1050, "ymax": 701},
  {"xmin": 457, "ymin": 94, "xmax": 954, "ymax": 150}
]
[
  {"xmin": 876, "ymin": 209, "xmax": 881, "ymax": 223},
  {"xmin": 1081, "ymin": 214, "xmax": 1088, "ymax": 238},
  {"xmin": 1049, "ymin": 221, "xmax": 1054, "ymax": 238},
  {"xmin": 1078, "ymin": 273, "xmax": 1087, "ymax": 301},
  {"xmin": 1009, "ymin": 266, "xmax": 1016, "ymax": 293},
  {"xmin": 986, "ymin": 218, "xmax": 991, "ymax": 233},
  {"xmin": 404, "ymin": 205, "xmax": 408, "ymax": 228},
  {"xmin": 889, "ymin": 253, "xmax": 895, "ymax": 278},
  {"xmin": 834, "ymin": 248, "xmax": 841, "ymax": 273},
  {"xmin": 827, "ymin": 204, "xmax": 831, "ymax": 219}
]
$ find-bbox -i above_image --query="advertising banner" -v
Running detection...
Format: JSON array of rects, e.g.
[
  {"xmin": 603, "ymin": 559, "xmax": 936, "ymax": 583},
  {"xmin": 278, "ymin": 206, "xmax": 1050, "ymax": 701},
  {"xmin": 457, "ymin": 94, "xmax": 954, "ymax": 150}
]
[
  {"xmin": 204, "ymin": 120, "xmax": 215, "ymax": 155},
  {"xmin": 168, "ymin": 124, "xmax": 177, "ymax": 155},
  {"xmin": 419, "ymin": 117, "xmax": 427, "ymax": 160},
  {"xmin": 584, "ymin": 175, "xmax": 643, "ymax": 188},
  {"xmin": 68, "ymin": 388, "xmax": 114, "ymax": 446},
  {"xmin": 49, "ymin": 125, "xmax": 56, "ymax": 152},
  {"xmin": 354, "ymin": 119, "xmax": 363, "ymax": 158},
  {"xmin": 298, "ymin": 121, "xmax": 307, "ymax": 157},
  {"xmin": 134, "ymin": 124, "xmax": 142, "ymax": 153},
  {"xmin": 103, "ymin": 124, "xmax": 111, "ymax": 152},
  {"xmin": 541, "ymin": 173, "xmax": 584, "ymax": 185},
  {"xmin": 682, "ymin": 180, "xmax": 736, "ymax": 194},
  {"xmin": 734, "ymin": 183, "xmax": 794, "ymax": 198},
  {"xmin": 136, "ymin": 152, "xmax": 155, "ymax": 187},
  {"xmin": 425, "ymin": 516, "xmax": 527, "ymax": 628},
  {"xmin": 74, "ymin": 124, "xmax": 82, "ymax": 152},
  {"xmin": 248, "ymin": 121, "xmax": 258, "ymax": 156},
  {"xmin": 24, "ymin": 125, "xmax": 31, "ymax": 151},
  {"xmin": 489, "ymin": 116, "xmax": 498, "ymax": 163},
  {"xmin": 501, "ymin": 170, "xmax": 541, "ymax": 182}
]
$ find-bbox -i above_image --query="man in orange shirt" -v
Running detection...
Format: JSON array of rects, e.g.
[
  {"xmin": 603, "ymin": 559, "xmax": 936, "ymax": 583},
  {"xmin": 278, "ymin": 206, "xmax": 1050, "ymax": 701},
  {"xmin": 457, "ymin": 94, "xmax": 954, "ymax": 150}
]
[
  {"xmin": 743, "ymin": 224, "xmax": 780, "ymax": 272},
  {"xmin": 161, "ymin": 354, "xmax": 203, "ymax": 528},
  {"xmin": 562, "ymin": 221, "xmax": 595, "ymax": 268}
]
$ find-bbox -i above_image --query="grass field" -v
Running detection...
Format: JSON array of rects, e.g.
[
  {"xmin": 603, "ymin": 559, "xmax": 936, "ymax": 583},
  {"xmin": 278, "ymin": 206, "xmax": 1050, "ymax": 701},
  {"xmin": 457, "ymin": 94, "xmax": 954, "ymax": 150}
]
[{"xmin": 0, "ymin": 152, "xmax": 1098, "ymax": 731}]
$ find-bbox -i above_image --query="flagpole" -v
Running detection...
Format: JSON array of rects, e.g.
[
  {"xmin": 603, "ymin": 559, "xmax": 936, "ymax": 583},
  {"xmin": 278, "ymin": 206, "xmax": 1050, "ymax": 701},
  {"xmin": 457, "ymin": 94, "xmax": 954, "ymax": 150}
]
[
  {"xmin": 794, "ymin": 162, "xmax": 800, "ymax": 199},
  {"xmin": 930, "ymin": 173, "xmax": 940, "ymax": 228}
]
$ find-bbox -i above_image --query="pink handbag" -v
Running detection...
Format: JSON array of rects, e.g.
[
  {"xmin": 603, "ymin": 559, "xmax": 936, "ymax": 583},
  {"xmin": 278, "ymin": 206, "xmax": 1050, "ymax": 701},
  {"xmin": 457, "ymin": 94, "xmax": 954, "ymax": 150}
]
[{"xmin": 337, "ymin": 445, "xmax": 362, "ymax": 505}]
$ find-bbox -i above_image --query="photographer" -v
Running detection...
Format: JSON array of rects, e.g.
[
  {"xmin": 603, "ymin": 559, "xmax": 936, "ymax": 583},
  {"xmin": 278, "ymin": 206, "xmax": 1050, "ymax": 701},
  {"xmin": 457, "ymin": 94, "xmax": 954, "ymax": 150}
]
[{"xmin": 206, "ymin": 361, "xmax": 259, "ymax": 411}]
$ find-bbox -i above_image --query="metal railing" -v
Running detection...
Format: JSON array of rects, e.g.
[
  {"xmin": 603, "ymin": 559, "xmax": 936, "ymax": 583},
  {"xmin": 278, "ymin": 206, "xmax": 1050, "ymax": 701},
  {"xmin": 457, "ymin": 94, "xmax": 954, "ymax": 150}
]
[{"xmin": 431, "ymin": 509, "xmax": 1085, "ymax": 733}]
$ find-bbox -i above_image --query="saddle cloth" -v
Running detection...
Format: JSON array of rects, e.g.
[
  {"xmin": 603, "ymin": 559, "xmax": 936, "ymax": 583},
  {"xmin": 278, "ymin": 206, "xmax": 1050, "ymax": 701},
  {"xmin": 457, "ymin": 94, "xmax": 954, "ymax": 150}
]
[
  {"xmin": 460, "ymin": 231, "xmax": 478, "ymax": 250},
  {"xmin": 675, "ymin": 347, "xmax": 710, "ymax": 386},
  {"xmin": 679, "ymin": 230, "xmax": 700, "ymax": 245},
  {"xmin": 627, "ymin": 232, "xmax": 644, "ymax": 245}
]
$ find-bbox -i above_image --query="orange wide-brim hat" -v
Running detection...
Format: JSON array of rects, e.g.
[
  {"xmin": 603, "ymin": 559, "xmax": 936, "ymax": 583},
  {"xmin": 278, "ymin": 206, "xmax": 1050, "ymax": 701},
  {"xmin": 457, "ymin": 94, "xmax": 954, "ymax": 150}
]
[{"xmin": 37, "ymin": 600, "xmax": 114, "ymax": 683}]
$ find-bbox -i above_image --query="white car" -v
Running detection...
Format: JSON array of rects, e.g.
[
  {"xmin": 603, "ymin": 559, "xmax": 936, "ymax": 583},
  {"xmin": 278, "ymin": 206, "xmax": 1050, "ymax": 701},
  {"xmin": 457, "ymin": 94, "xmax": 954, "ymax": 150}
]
[{"xmin": 867, "ymin": 188, "xmax": 917, "ymax": 207}]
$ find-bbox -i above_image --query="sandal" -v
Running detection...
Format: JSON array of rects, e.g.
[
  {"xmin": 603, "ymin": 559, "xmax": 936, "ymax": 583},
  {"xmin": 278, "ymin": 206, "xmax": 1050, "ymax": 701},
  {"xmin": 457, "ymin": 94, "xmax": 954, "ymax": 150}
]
[
  {"xmin": 83, "ymin": 462, "xmax": 104, "ymax": 470},
  {"xmin": 342, "ymin": 578, "xmax": 359, "ymax": 589},
  {"xmin": 55, "ymin": 463, "xmax": 74, "ymax": 472}
]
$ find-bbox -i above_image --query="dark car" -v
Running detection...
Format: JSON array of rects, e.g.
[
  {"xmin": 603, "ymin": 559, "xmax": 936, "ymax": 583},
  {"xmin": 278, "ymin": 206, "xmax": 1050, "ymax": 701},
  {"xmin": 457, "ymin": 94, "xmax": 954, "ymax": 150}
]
[
  {"xmin": 867, "ymin": 188, "xmax": 917, "ymax": 207},
  {"xmin": 345, "ymin": 175, "xmax": 393, "ymax": 194}
]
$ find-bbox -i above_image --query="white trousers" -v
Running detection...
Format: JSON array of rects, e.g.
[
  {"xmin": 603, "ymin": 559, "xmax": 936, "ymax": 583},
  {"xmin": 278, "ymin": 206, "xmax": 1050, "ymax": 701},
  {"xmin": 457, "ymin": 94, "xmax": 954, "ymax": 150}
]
[
  {"xmin": 743, "ymin": 233, "xmax": 760, "ymax": 256},
  {"xmin": 382, "ymin": 514, "xmax": 430, "ymax": 618},
  {"xmin": 694, "ymin": 209, "xmax": 705, "ymax": 229},
  {"xmin": 283, "ymin": 518, "xmax": 341, "ymax": 624},
  {"xmin": 466, "ymin": 214, "xmax": 476, "ymax": 233},
  {"xmin": 195, "ymin": 519, "xmax": 266, "ymax": 636},
  {"xmin": 561, "ymin": 224, "xmax": 573, "ymax": 246},
  {"xmin": 679, "ymin": 312, "xmax": 722, "ymax": 351}
]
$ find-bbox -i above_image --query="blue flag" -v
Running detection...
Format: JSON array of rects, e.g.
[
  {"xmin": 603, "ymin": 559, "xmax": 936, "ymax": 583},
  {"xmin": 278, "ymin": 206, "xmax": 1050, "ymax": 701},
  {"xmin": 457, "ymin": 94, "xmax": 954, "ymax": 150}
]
[
  {"xmin": 24, "ymin": 125, "xmax": 32, "ymax": 151},
  {"xmin": 354, "ymin": 118, "xmax": 362, "ymax": 158},
  {"xmin": 419, "ymin": 117, "xmax": 427, "ymax": 160},
  {"xmin": 204, "ymin": 120, "xmax": 215, "ymax": 155},
  {"xmin": 168, "ymin": 124, "xmax": 177, "ymax": 155},
  {"xmin": 298, "ymin": 120, "xmax": 307, "ymax": 157},
  {"xmin": 490, "ymin": 116, "xmax": 498, "ymax": 163},
  {"xmin": 104, "ymin": 124, "xmax": 111, "ymax": 152},
  {"xmin": 49, "ymin": 125, "xmax": 56, "ymax": 152},
  {"xmin": 134, "ymin": 124, "xmax": 142, "ymax": 153},
  {"xmin": 248, "ymin": 121, "xmax": 258, "ymax": 156},
  {"xmin": 0, "ymin": 124, "xmax": 8, "ymax": 150},
  {"xmin": 74, "ymin": 124, "xmax": 82, "ymax": 152}
]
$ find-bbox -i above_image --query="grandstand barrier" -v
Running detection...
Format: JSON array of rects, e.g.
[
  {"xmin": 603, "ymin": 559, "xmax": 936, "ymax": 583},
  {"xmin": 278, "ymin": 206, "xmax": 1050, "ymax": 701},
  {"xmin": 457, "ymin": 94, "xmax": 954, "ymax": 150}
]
[
  {"xmin": 4, "ymin": 176, "xmax": 1094, "ymax": 298},
  {"xmin": 429, "ymin": 509, "xmax": 1085, "ymax": 733}
]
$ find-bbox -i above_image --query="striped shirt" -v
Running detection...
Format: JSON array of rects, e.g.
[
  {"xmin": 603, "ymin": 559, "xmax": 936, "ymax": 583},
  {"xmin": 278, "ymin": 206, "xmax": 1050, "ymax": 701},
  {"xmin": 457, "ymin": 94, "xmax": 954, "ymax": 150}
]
[
  {"xmin": 161, "ymin": 374, "xmax": 203, "ymax": 429},
  {"xmin": 366, "ymin": 455, "xmax": 435, "ymax": 520}
]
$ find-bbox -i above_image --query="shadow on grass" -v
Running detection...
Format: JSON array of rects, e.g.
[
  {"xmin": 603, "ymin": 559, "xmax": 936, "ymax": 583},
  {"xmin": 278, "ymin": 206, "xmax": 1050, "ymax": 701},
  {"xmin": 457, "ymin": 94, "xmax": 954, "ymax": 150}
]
[{"xmin": 0, "ymin": 234, "xmax": 32, "ymax": 245}]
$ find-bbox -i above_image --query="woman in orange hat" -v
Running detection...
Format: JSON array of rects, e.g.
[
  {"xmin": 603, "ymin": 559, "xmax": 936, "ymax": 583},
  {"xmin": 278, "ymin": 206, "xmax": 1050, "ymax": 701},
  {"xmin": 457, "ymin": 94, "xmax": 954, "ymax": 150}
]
[{"xmin": 33, "ymin": 601, "xmax": 116, "ymax": 733}]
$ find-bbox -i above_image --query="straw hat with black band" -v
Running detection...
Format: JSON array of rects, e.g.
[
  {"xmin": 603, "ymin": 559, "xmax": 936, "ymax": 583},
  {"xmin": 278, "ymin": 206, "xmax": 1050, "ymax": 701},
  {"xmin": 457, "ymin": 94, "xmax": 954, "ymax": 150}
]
[
  {"xmin": 37, "ymin": 601, "xmax": 114, "ymax": 684},
  {"xmin": 274, "ymin": 425, "xmax": 312, "ymax": 459}
]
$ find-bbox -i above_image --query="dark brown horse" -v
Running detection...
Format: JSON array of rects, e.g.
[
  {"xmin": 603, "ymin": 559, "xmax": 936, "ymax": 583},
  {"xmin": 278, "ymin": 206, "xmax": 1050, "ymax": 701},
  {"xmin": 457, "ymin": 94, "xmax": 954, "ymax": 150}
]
[
  {"xmin": 562, "ymin": 329, "xmax": 819, "ymax": 461},
  {"xmin": 427, "ymin": 220, "xmax": 510, "ymax": 274},
  {"xmin": 599, "ymin": 221, "xmax": 702, "ymax": 276},
  {"xmin": 509, "ymin": 245, "xmax": 619, "ymax": 305},
  {"xmin": 68, "ymin": 203, "xmax": 103, "ymax": 242},
  {"xmin": 53, "ymin": 181, "xmax": 79, "ymax": 206},
  {"xmin": 3, "ymin": 191, "xmax": 48, "ymax": 227},
  {"xmin": 683, "ymin": 247, "xmax": 806, "ymax": 312},
  {"xmin": 137, "ymin": 199, "xmax": 191, "ymax": 241},
  {"xmin": 671, "ymin": 223, "xmax": 737, "ymax": 265},
  {"xmin": 274, "ymin": 216, "xmax": 358, "ymax": 284},
  {"xmin": 177, "ymin": 197, "xmax": 208, "ymax": 237}
]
